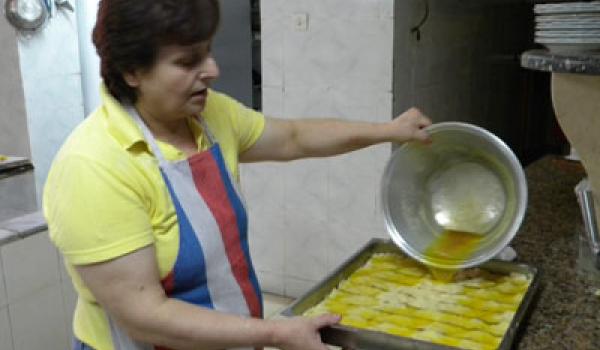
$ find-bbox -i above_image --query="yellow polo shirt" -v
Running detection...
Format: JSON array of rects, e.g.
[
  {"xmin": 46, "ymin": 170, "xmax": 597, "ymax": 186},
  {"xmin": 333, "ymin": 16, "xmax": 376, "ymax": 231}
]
[{"xmin": 43, "ymin": 86, "xmax": 265, "ymax": 350}]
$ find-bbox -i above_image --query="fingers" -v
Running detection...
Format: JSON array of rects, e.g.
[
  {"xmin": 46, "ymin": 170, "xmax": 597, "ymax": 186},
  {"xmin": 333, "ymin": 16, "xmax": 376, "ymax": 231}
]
[
  {"xmin": 418, "ymin": 115, "xmax": 432, "ymax": 128},
  {"xmin": 311, "ymin": 313, "xmax": 342, "ymax": 329},
  {"xmin": 406, "ymin": 107, "xmax": 432, "ymax": 143},
  {"xmin": 414, "ymin": 129, "xmax": 432, "ymax": 144},
  {"xmin": 409, "ymin": 107, "xmax": 432, "ymax": 126}
]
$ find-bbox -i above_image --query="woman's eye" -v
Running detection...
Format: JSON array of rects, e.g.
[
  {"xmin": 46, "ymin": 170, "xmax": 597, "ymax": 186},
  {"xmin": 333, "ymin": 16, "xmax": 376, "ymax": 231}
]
[{"xmin": 176, "ymin": 58, "xmax": 197, "ymax": 68}]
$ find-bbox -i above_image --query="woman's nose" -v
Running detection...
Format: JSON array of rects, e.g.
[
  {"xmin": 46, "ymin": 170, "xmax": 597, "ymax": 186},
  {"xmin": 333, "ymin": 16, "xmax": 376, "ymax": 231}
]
[{"xmin": 199, "ymin": 56, "xmax": 220, "ymax": 80}]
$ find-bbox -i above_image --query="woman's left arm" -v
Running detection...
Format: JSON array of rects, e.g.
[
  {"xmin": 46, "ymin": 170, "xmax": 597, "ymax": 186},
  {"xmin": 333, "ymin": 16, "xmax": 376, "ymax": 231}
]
[{"xmin": 240, "ymin": 107, "xmax": 431, "ymax": 162}]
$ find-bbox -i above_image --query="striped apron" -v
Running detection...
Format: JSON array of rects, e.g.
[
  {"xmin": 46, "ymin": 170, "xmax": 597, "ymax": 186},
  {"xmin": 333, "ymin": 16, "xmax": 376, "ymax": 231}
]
[{"xmin": 74, "ymin": 107, "xmax": 262, "ymax": 350}]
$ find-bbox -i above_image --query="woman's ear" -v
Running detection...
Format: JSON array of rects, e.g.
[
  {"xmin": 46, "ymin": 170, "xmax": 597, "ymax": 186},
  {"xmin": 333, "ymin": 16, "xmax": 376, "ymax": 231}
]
[{"xmin": 123, "ymin": 71, "xmax": 140, "ymax": 88}]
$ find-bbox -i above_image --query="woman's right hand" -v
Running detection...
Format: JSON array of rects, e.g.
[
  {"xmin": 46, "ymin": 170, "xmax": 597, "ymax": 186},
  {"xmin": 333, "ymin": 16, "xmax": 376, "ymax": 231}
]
[{"xmin": 271, "ymin": 314, "xmax": 341, "ymax": 350}]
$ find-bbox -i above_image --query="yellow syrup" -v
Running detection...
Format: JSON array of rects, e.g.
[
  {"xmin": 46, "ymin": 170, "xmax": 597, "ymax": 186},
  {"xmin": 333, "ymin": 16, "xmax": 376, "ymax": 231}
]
[{"xmin": 424, "ymin": 230, "xmax": 483, "ymax": 282}]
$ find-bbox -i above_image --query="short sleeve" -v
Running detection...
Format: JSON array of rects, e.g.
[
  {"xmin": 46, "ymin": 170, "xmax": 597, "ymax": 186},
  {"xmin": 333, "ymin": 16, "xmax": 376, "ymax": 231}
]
[
  {"xmin": 234, "ymin": 102, "xmax": 265, "ymax": 153},
  {"xmin": 43, "ymin": 154, "xmax": 155, "ymax": 266},
  {"xmin": 223, "ymin": 96, "xmax": 265, "ymax": 153}
]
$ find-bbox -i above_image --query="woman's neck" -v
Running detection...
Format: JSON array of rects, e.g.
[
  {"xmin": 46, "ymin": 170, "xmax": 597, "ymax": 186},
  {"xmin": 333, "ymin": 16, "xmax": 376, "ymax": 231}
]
[{"xmin": 135, "ymin": 103, "xmax": 198, "ymax": 155}]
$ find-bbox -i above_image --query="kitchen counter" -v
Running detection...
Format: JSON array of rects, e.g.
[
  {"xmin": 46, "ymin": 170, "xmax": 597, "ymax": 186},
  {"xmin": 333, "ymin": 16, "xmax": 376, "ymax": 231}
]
[
  {"xmin": 521, "ymin": 50, "xmax": 600, "ymax": 76},
  {"xmin": 514, "ymin": 155, "xmax": 600, "ymax": 349}
]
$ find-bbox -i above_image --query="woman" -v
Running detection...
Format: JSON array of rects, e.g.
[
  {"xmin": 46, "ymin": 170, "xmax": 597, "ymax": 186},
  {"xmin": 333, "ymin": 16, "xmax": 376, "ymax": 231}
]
[{"xmin": 43, "ymin": 0, "xmax": 432, "ymax": 349}]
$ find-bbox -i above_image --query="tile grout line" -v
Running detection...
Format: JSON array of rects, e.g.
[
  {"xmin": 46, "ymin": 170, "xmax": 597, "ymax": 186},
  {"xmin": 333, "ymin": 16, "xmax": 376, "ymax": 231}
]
[{"xmin": 0, "ymin": 247, "xmax": 16, "ymax": 350}]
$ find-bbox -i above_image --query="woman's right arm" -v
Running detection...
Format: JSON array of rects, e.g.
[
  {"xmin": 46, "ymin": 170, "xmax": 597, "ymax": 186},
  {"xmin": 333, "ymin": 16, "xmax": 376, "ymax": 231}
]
[{"xmin": 75, "ymin": 245, "xmax": 339, "ymax": 350}]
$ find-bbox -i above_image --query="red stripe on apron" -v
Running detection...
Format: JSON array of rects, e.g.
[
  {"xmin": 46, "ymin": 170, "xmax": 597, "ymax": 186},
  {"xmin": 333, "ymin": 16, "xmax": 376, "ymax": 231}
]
[{"xmin": 188, "ymin": 153, "xmax": 262, "ymax": 318}]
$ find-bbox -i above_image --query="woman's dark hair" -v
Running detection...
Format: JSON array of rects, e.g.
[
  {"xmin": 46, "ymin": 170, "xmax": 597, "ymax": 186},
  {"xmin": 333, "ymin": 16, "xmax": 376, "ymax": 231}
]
[{"xmin": 92, "ymin": 0, "xmax": 220, "ymax": 102}]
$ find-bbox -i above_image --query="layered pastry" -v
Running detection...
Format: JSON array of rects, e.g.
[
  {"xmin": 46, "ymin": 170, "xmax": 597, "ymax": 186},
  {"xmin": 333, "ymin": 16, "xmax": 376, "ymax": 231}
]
[{"xmin": 303, "ymin": 253, "xmax": 531, "ymax": 350}]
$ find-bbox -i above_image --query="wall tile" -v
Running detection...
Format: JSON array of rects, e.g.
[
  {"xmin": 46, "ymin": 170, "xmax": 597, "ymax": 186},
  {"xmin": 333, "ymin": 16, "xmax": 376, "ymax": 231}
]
[
  {"xmin": 0, "ymin": 306, "xmax": 13, "ymax": 350},
  {"xmin": 283, "ymin": 17, "xmax": 393, "ymax": 92},
  {"xmin": 1, "ymin": 232, "xmax": 60, "ymax": 303},
  {"xmin": 326, "ymin": 146, "xmax": 390, "ymax": 271},
  {"xmin": 260, "ymin": 0, "xmax": 286, "ymax": 22},
  {"xmin": 0, "ymin": 254, "xmax": 6, "ymax": 307},
  {"xmin": 242, "ymin": 163, "xmax": 286, "ymax": 275},
  {"xmin": 0, "ymin": 171, "xmax": 38, "ymax": 224},
  {"xmin": 260, "ymin": 16, "xmax": 285, "ymax": 87},
  {"xmin": 257, "ymin": 0, "xmax": 402, "ymax": 290},
  {"xmin": 280, "ymin": 0, "xmax": 394, "ymax": 20},
  {"xmin": 0, "ymin": 17, "xmax": 30, "ymax": 157},
  {"xmin": 17, "ymin": 8, "xmax": 81, "ymax": 80},
  {"xmin": 61, "ymin": 280, "xmax": 77, "ymax": 336},
  {"xmin": 260, "ymin": 86, "xmax": 284, "ymax": 117},
  {"xmin": 256, "ymin": 270, "xmax": 285, "ymax": 296},
  {"xmin": 58, "ymin": 253, "xmax": 71, "ymax": 283},
  {"xmin": 283, "ymin": 86, "xmax": 336, "ymax": 118},
  {"xmin": 22, "ymin": 72, "xmax": 84, "ymax": 198},
  {"xmin": 9, "ymin": 285, "xmax": 68, "ymax": 350},
  {"xmin": 281, "ymin": 159, "xmax": 330, "ymax": 282},
  {"xmin": 284, "ymin": 276, "xmax": 318, "ymax": 299},
  {"xmin": 15, "ymin": 2, "xmax": 84, "ymax": 200},
  {"xmin": 282, "ymin": 86, "xmax": 392, "ymax": 122},
  {"xmin": 57, "ymin": 251, "xmax": 77, "ymax": 334},
  {"xmin": 329, "ymin": 89, "xmax": 393, "ymax": 123}
]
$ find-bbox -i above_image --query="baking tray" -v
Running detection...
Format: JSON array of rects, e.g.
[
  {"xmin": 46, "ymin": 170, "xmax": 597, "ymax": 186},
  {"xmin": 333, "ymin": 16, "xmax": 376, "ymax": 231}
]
[{"xmin": 280, "ymin": 238, "xmax": 541, "ymax": 350}]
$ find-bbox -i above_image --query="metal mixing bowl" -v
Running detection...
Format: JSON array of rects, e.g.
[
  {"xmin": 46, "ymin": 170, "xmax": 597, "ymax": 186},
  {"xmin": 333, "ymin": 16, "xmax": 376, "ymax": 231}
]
[{"xmin": 381, "ymin": 122, "xmax": 527, "ymax": 269}]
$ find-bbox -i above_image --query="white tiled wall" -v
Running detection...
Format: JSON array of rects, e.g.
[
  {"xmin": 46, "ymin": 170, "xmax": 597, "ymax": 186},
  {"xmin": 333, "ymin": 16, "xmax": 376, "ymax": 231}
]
[
  {"xmin": 0, "ymin": 10, "xmax": 30, "ymax": 158},
  {"xmin": 247, "ymin": 0, "xmax": 395, "ymax": 298},
  {"xmin": 0, "ymin": 232, "xmax": 75, "ymax": 350},
  {"xmin": 16, "ymin": 2, "xmax": 85, "ymax": 201},
  {"xmin": 0, "ymin": 306, "xmax": 13, "ymax": 350},
  {"xmin": 251, "ymin": 0, "xmax": 528, "ymax": 298}
]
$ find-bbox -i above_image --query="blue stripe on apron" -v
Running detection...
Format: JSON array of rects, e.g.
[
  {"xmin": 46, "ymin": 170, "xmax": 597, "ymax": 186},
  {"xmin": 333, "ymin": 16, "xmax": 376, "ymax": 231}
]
[{"xmin": 161, "ymin": 170, "xmax": 214, "ymax": 307}]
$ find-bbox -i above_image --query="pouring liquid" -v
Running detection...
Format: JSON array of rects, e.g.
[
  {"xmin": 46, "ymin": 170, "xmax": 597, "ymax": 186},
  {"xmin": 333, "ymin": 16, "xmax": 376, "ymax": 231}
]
[{"xmin": 424, "ymin": 230, "xmax": 483, "ymax": 281}]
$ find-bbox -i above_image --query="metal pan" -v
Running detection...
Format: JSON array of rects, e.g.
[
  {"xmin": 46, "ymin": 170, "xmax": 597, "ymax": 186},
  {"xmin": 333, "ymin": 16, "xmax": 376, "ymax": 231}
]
[{"xmin": 280, "ymin": 238, "xmax": 541, "ymax": 350}]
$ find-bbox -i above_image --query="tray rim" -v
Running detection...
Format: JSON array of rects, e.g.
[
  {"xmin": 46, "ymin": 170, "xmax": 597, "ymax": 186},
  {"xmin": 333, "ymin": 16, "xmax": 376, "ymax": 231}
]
[{"xmin": 280, "ymin": 238, "xmax": 542, "ymax": 350}]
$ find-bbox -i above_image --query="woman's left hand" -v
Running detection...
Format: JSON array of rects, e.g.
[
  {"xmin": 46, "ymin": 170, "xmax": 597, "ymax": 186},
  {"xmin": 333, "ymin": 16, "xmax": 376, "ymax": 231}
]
[{"xmin": 386, "ymin": 107, "xmax": 432, "ymax": 144}]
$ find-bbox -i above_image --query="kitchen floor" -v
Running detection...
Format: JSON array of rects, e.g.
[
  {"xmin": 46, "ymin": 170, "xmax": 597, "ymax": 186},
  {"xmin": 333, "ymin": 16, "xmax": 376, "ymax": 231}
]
[{"xmin": 263, "ymin": 293, "xmax": 341, "ymax": 350}]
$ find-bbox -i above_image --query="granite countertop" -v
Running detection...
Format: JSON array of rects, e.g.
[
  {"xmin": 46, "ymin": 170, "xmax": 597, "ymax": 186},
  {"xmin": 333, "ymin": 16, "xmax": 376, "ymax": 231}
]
[
  {"xmin": 521, "ymin": 49, "xmax": 600, "ymax": 75},
  {"xmin": 514, "ymin": 155, "xmax": 600, "ymax": 349}
]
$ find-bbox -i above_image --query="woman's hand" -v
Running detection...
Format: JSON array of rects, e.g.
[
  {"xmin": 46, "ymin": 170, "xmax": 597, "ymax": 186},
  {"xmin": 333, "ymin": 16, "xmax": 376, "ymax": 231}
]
[
  {"xmin": 271, "ymin": 314, "xmax": 341, "ymax": 350},
  {"xmin": 386, "ymin": 107, "xmax": 432, "ymax": 144}
]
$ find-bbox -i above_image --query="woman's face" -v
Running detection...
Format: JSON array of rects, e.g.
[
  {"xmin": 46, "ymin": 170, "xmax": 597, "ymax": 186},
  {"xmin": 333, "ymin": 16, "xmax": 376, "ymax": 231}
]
[{"xmin": 125, "ymin": 40, "xmax": 219, "ymax": 121}]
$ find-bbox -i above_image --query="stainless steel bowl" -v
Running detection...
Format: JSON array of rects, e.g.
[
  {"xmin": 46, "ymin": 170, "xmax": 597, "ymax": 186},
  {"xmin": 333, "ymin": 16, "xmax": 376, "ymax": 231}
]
[{"xmin": 381, "ymin": 122, "xmax": 527, "ymax": 269}]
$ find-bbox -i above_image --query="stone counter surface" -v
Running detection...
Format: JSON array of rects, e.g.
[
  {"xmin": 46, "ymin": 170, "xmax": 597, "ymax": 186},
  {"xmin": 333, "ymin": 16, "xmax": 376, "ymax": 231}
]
[
  {"xmin": 521, "ymin": 50, "xmax": 600, "ymax": 75},
  {"xmin": 514, "ymin": 156, "xmax": 600, "ymax": 349}
]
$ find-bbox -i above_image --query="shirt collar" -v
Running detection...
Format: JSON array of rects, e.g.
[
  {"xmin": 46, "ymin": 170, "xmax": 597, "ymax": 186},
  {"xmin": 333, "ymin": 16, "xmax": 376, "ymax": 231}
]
[
  {"xmin": 101, "ymin": 84, "xmax": 147, "ymax": 151},
  {"xmin": 100, "ymin": 84, "xmax": 206, "ymax": 153}
]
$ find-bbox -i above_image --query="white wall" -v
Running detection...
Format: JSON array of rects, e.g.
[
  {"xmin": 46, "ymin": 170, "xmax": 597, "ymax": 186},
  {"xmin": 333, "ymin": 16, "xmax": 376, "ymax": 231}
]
[
  {"xmin": 251, "ymin": 0, "xmax": 530, "ymax": 298},
  {"xmin": 246, "ymin": 0, "xmax": 395, "ymax": 297},
  {"xmin": 17, "ymin": 3, "xmax": 85, "ymax": 201},
  {"xmin": 76, "ymin": 0, "xmax": 102, "ymax": 116},
  {"xmin": 0, "ymin": 11, "xmax": 30, "ymax": 158}
]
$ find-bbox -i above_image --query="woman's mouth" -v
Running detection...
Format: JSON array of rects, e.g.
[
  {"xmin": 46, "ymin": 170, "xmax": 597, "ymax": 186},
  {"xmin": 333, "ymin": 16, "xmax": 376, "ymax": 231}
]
[{"xmin": 190, "ymin": 89, "xmax": 207, "ymax": 97}]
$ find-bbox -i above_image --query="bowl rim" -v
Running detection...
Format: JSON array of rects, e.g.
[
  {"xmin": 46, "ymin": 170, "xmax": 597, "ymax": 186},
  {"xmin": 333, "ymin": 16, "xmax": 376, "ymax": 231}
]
[{"xmin": 380, "ymin": 121, "xmax": 528, "ymax": 269}]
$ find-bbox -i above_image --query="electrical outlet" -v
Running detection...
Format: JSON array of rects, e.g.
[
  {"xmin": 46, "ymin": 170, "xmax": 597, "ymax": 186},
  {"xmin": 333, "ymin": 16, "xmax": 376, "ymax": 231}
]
[{"xmin": 292, "ymin": 13, "xmax": 309, "ymax": 32}]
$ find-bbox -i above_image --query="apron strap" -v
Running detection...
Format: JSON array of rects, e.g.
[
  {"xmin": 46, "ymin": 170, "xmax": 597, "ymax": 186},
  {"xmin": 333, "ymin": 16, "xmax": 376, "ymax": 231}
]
[
  {"xmin": 126, "ymin": 106, "xmax": 167, "ymax": 164},
  {"xmin": 126, "ymin": 106, "xmax": 217, "ymax": 164},
  {"xmin": 196, "ymin": 116, "xmax": 217, "ymax": 146}
]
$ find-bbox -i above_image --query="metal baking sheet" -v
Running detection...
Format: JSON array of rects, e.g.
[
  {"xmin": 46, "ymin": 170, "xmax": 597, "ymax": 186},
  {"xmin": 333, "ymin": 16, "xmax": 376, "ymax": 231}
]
[{"xmin": 280, "ymin": 238, "xmax": 541, "ymax": 350}]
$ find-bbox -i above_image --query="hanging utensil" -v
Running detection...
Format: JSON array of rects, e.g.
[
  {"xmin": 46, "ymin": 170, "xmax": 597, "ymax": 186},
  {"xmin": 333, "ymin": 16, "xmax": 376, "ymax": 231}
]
[
  {"xmin": 4, "ymin": 0, "xmax": 49, "ymax": 33},
  {"xmin": 54, "ymin": 0, "xmax": 73, "ymax": 13}
]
